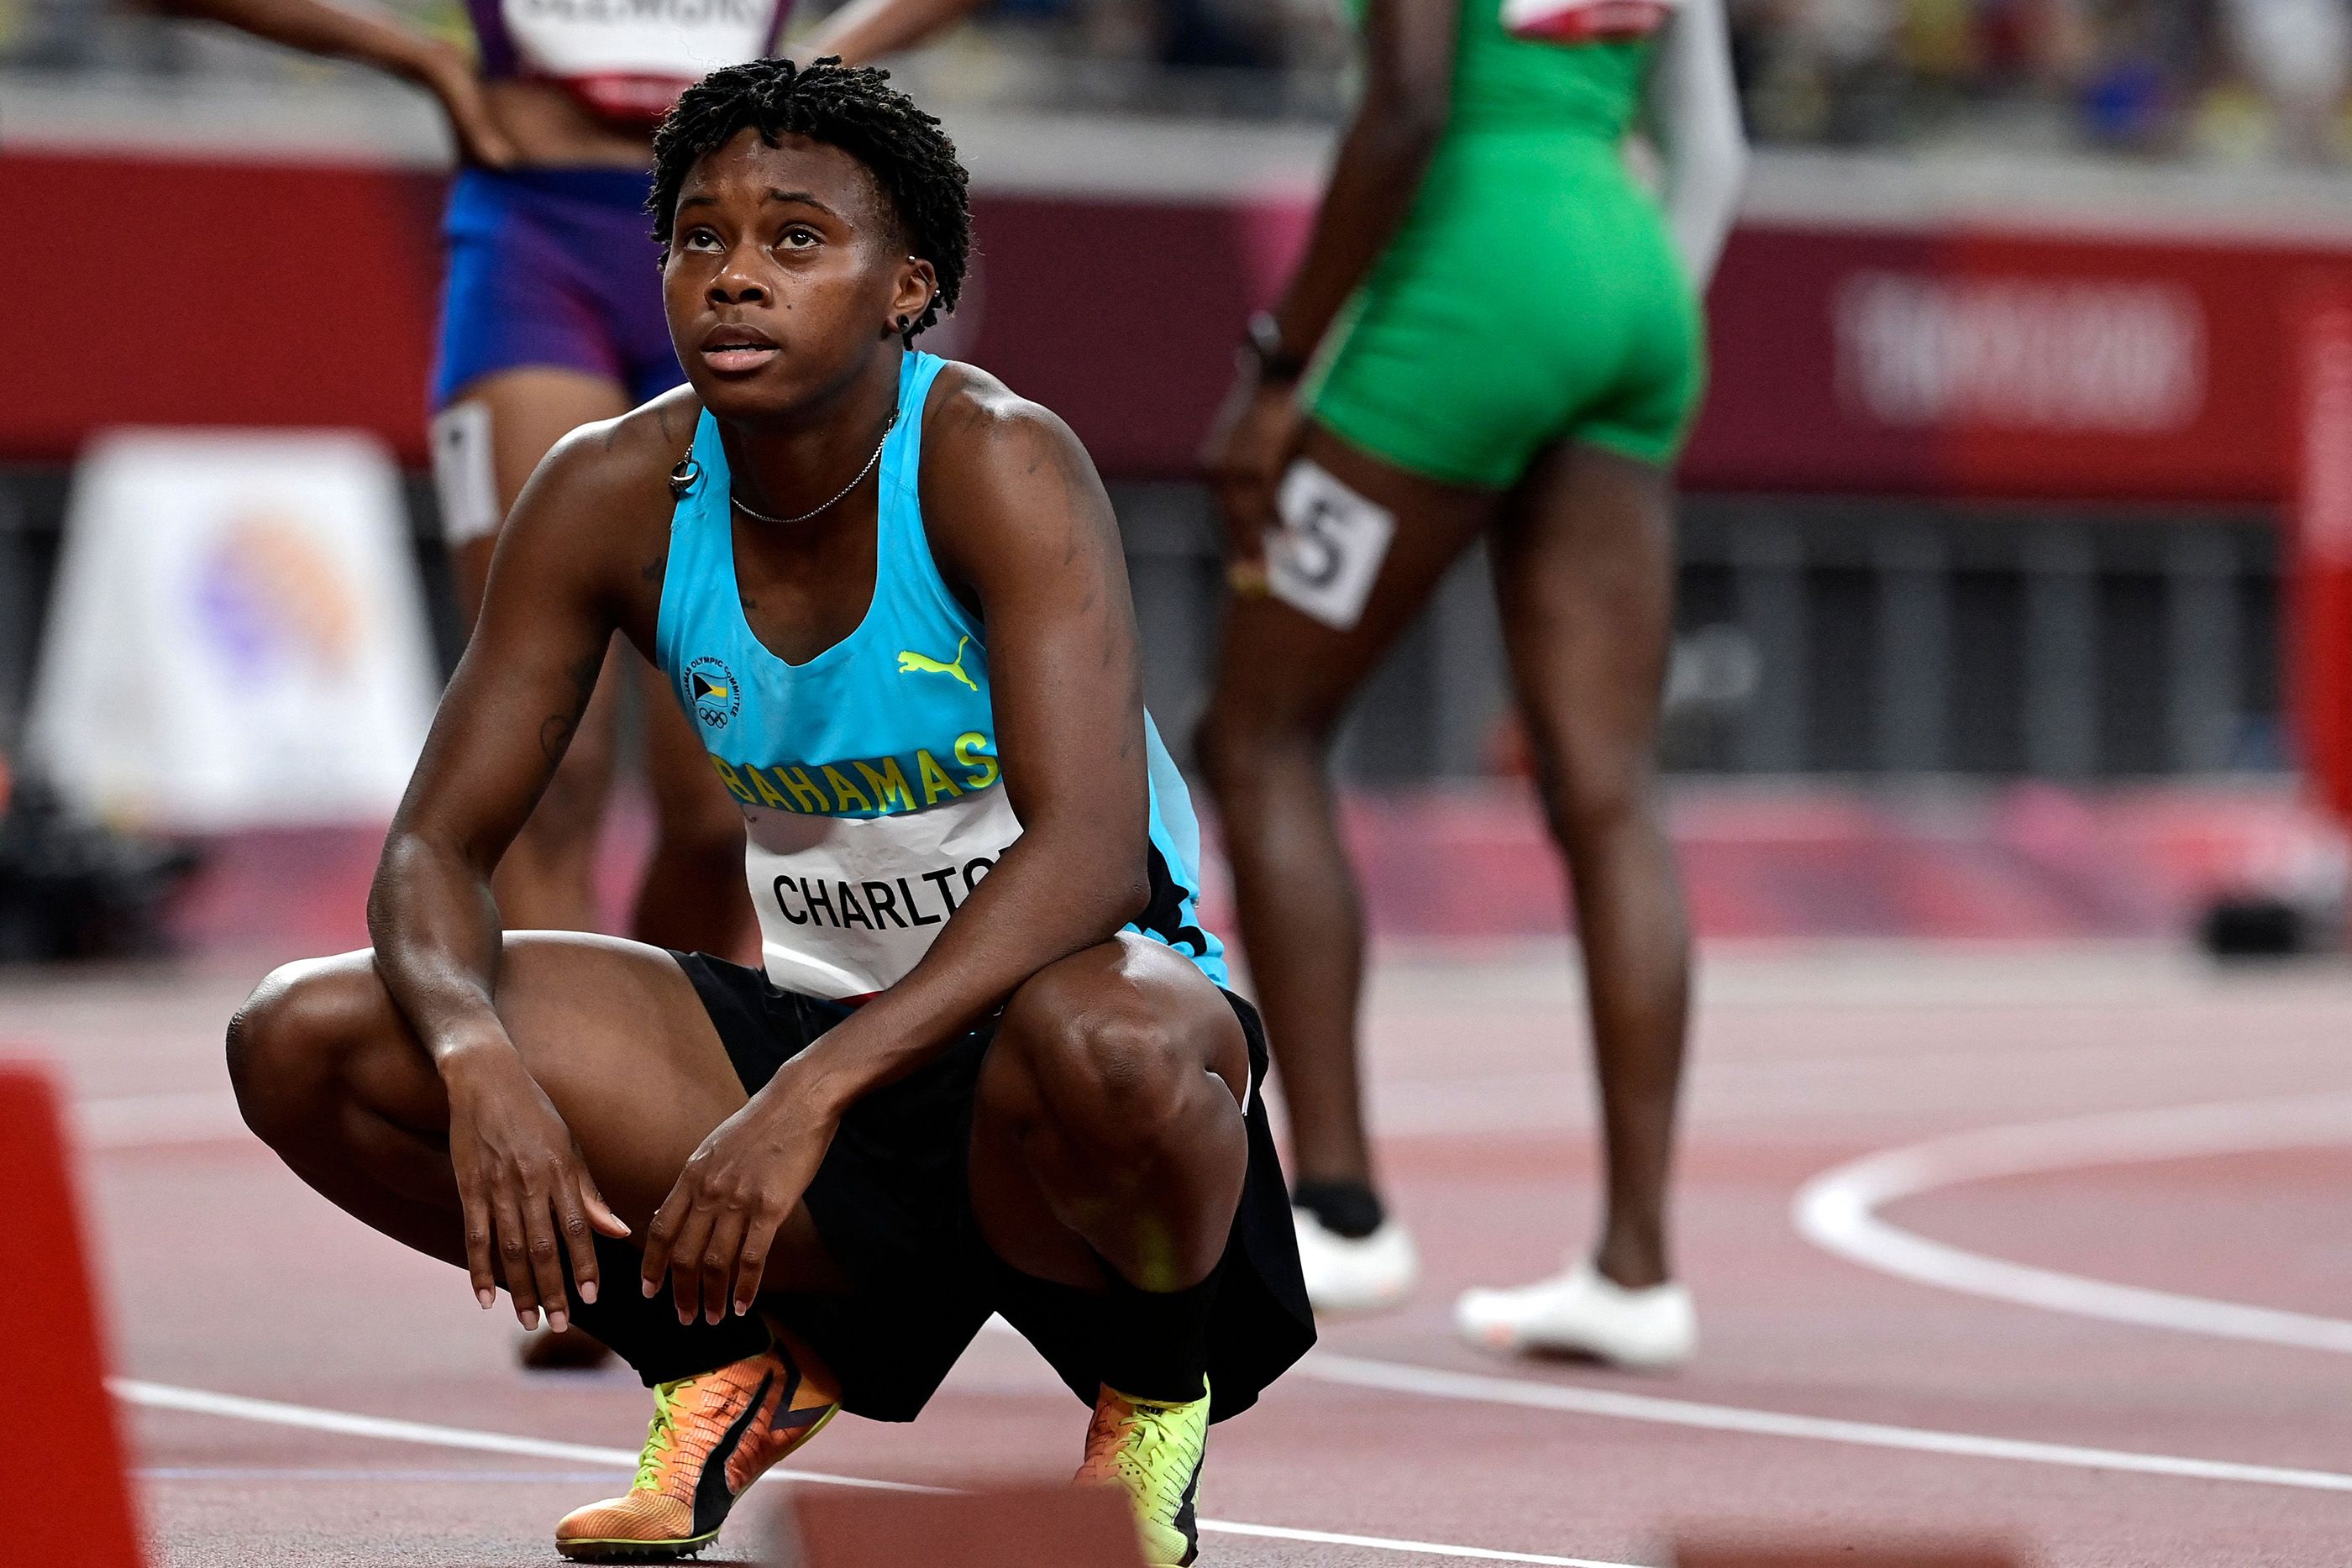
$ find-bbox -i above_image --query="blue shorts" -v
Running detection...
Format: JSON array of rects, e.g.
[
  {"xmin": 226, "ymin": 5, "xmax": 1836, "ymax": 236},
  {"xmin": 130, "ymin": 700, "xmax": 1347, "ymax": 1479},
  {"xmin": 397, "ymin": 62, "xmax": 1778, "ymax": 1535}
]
[{"xmin": 430, "ymin": 166, "xmax": 684, "ymax": 411}]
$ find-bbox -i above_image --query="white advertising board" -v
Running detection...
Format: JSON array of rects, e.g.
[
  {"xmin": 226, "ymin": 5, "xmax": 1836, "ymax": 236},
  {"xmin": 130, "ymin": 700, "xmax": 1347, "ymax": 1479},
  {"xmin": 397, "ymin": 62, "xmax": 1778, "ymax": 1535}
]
[{"xmin": 28, "ymin": 430, "xmax": 439, "ymax": 831}]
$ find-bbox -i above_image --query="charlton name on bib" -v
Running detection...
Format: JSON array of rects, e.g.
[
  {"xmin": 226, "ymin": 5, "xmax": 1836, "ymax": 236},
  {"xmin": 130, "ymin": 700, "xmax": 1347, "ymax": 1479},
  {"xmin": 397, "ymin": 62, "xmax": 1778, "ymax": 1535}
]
[{"xmin": 772, "ymin": 857, "xmax": 996, "ymax": 933}]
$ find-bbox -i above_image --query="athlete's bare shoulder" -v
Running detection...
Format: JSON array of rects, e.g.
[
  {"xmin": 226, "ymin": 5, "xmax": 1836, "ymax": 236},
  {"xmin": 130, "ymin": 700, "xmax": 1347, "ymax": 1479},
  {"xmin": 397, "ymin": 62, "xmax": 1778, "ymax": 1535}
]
[
  {"xmin": 912, "ymin": 359, "xmax": 1123, "ymax": 618},
  {"xmin": 499, "ymin": 384, "xmax": 705, "ymax": 600},
  {"xmin": 526, "ymin": 384, "xmax": 703, "ymax": 521},
  {"xmin": 917, "ymin": 360, "xmax": 1105, "ymax": 543},
  {"xmin": 921, "ymin": 360, "xmax": 1082, "ymax": 465}
]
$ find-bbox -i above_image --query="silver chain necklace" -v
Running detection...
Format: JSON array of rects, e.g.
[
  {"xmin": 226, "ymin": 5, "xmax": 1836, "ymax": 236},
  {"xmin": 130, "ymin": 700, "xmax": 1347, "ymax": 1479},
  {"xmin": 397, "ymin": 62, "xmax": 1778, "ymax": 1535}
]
[{"xmin": 726, "ymin": 410, "xmax": 899, "ymax": 527}]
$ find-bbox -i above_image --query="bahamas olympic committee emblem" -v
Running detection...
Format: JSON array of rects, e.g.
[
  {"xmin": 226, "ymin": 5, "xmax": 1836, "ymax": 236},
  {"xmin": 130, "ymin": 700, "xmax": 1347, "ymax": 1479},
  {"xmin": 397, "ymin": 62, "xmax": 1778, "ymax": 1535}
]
[{"xmin": 685, "ymin": 654, "xmax": 742, "ymax": 730}]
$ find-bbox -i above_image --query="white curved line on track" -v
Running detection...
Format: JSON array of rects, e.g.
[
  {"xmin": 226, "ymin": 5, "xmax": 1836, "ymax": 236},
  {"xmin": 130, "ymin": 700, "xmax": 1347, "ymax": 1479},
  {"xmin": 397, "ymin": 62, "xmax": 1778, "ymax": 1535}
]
[
  {"xmin": 113, "ymin": 1379, "xmax": 1632, "ymax": 1568},
  {"xmin": 1794, "ymin": 1093, "xmax": 2352, "ymax": 1352}
]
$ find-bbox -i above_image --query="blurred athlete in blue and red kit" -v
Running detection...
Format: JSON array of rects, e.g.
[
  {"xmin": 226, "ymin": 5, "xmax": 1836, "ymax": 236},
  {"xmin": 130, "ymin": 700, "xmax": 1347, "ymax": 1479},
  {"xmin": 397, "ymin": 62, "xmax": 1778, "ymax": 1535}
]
[{"xmin": 158, "ymin": 0, "xmax": 790, "ymax": 1363}]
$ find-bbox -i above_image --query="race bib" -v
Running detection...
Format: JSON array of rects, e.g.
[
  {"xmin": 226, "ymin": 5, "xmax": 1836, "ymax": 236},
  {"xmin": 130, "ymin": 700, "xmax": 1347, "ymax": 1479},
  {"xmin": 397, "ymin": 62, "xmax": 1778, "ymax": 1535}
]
[
  {"xmin": 1268, "ymin": 459, "xmax": 1396, "ymax": 633},
  {"xmin": 429, "ymin": 401, "xmax": 500, "ymax": 545},
  {"xmin": 501, "ymin": 0, "xmax": 778, "ymax": 124},
  {"xmin": 745, "ymin": 784, "xmax": 1022, "ymax": 1001},
  {"xmin": 1501, "ymin": 0, "xmax": 1677, "ymax": 44}
]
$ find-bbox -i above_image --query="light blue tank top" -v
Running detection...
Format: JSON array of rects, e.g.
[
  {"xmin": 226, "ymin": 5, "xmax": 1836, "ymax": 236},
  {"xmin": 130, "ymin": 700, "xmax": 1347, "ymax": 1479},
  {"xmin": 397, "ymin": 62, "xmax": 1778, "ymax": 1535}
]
[{"xmin": 655, "ymin": 351, "xmax": 1227, "ymax": 1000}]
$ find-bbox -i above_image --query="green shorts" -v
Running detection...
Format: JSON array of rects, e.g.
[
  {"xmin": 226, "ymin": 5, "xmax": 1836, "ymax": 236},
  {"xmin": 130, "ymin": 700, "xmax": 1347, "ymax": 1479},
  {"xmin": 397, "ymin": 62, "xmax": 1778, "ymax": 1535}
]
[{"xmin": 1307, "ymin": 129, "xmax": 1705, "ymax": 490}]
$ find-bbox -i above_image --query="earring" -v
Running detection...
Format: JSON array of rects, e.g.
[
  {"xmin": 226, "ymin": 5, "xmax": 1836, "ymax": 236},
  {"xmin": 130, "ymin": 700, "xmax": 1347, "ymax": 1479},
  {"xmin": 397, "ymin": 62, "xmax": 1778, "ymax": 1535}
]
[
  {"xmin": 669, "ymin": 457, "xmax": 700, "ymax": 500},
  {"xmin": 895, "ymin": 315, "xmax": 910, "ymax": 329}
]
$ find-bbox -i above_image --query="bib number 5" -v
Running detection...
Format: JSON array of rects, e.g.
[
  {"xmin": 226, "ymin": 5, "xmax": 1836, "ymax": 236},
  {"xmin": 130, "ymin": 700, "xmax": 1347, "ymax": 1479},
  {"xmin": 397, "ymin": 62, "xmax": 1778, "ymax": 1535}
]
[{"xmin": 1268, "ymin": 460, "xmax": 1398, "ymax": 632}]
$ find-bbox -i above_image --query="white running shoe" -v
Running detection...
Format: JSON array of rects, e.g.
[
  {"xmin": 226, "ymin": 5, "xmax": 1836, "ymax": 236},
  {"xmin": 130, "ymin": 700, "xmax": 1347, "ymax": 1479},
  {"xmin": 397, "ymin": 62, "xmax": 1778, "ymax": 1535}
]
[
  {"xmin": 1454, "ymin": 1261, "xmax": 1697, "ymax": 1369},
  {"xmin": 1292, "ymin": 1206, "xmax": 1420, "ymax": 1314}
]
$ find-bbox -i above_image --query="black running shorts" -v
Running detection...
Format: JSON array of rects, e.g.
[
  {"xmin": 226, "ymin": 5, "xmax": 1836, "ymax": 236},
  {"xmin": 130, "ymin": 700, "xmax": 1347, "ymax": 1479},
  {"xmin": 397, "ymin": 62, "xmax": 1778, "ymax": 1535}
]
[{"xmin": 669, "ymin": 949, "xmax": 1315, "ymax": 1424}]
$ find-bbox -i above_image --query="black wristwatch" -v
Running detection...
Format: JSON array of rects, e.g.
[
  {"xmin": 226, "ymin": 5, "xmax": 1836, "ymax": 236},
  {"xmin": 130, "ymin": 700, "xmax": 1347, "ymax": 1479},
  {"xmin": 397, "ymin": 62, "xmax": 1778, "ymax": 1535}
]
[{"xmin": 1245, "ymin": 311, "xmax": 1310, "ymax": 384}]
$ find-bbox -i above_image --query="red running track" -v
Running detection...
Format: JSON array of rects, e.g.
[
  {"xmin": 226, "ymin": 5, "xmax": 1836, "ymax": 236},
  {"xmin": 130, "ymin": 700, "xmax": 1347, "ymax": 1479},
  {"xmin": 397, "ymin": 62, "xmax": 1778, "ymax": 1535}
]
[{"xmin": 8, "ymin": 941, "xmax": 2352, "ymax": 1566}]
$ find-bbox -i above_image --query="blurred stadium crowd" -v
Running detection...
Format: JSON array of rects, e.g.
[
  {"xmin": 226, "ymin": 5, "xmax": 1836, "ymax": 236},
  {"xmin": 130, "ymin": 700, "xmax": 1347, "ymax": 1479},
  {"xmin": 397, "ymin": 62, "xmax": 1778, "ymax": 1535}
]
[
  {"xmin": 1736, "ymin": 0, "xmax": 2352, "ymax": 160},
  {"xmin": 8, "ymin": 0, "xmax": 2352, "ymax": 160}
]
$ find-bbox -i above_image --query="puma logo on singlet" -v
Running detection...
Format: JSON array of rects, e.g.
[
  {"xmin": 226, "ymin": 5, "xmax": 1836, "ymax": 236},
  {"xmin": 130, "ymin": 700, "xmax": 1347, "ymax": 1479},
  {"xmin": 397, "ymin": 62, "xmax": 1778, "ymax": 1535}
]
[{"xmin": 896, "ymin": 637, "xmax": 977, "ymax": 692}]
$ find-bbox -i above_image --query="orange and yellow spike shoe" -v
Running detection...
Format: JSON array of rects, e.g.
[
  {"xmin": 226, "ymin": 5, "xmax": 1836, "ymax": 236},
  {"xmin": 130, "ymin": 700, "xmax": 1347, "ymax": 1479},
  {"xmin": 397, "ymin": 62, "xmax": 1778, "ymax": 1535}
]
[{"xmin": 554, "ymin": 1335, "xmax": 840, "ymax": 1562}]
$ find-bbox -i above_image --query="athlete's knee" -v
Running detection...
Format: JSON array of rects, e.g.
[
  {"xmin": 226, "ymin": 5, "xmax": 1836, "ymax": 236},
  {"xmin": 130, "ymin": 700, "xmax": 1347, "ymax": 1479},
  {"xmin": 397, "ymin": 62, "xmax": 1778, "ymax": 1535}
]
[
  {"xmin": 1194, "ymin": 700, "xmax": 1320, "ymax": 796},
  {"xmin": 1000, "ymin": 974, "xmax": 1195, "ymax": 1149},
  {"xmin": 226, "ymin": 960, "xmax": 370, "ymax": 1147},
  {"xmin": 1538, "ymin": 753, "xmax": 1662, "ymax": 856}
]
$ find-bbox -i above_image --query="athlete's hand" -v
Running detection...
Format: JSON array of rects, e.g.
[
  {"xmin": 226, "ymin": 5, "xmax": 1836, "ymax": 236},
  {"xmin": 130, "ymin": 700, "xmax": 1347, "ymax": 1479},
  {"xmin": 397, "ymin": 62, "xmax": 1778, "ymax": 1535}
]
[
  {"xmin": 639, "ymin": 1090, "xmax": 839, "ymax": 1326},
  {"xmin": 443, "ymin": 1043, "xmax": 630, "ymax": 1330},
  {"xmin": 406, "ymin": 39, "xmax": 519, "ymax": 170},
  {"xmin": 1200, "ymin": 367, "xmax": 1305, "ymax": 594}
]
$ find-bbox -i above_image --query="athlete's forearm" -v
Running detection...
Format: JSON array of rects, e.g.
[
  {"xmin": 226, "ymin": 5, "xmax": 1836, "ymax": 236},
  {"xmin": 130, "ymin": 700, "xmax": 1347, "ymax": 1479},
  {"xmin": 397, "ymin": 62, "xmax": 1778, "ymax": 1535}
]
[
  {"xmin": 152, "ymin": 0, "xmax": 445, "ymax": 81},
  {"xmin": 765, "ymin": 832, "xmax": 1147, "ymax": 1115},
  {"xmin": 801, "ymin": 0, "xmax": 984, "ymax": 64},
  {"xmin": 367, "ymin": 830, "xmax": 517, "ymax": 1072}
]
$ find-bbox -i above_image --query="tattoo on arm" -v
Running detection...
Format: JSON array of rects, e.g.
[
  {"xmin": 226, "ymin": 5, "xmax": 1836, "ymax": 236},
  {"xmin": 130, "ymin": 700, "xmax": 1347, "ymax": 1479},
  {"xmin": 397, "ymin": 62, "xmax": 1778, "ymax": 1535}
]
[{"xmin": 538, "ymin": 646, "xmax": 606, "ymax": 766}]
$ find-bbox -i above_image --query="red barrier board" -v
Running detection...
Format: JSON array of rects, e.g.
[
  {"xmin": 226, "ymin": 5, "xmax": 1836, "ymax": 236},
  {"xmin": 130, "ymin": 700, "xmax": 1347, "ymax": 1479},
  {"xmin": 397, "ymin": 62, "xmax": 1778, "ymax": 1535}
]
[
  {"xmin": 2292, "ymin": 288, "xmax": 2352, "ymax": 828},
  {"xmin": 8, "ymin": 148, "xmax": 2352, "ymax": 501},
  {"xmin": 0, "ymin": 1062, "xmax": 144, "ymax": 1568},
  {"xmin": 0, "ymin": 155, "xmax": 443, "ymax": 464},
  {"xmin": 1686, "ymin": 225, "xmax": 2352, "ymax": 503}
]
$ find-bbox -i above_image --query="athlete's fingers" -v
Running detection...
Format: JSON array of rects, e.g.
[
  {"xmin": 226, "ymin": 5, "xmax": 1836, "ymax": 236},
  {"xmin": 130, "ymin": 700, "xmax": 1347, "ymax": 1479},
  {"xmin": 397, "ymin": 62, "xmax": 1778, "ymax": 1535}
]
[
  {"xmin": 732, "ymin": 1211, "xmax": 780, "ymax": 1317},
  {"xmin": 475, "ymin": 118, "xmax": 519, "ymax": 170},
  {"xmin": 457, "ymin": 1168, "xmax": 499, "ymax": 1311},
  {"xmin": 418, "ymin": 47, "xmax": 518, "ymax": 170},
  {"xmin": 491, "ymin": 1186, "xmax": 541, "ymax": 1330},
  {"xmin": 664, "ymin": 1203, "xmax": 719, "ymax": 1325},
  {"xmin": 550, "ymin": 1181, "xmax": 599, "ymax": 1308},
  {"xmin": 1218, "ymin": 489, "xmax": 1270, "ymax": 573},
  {"xmin": 1229, "ymin": 502, "xmax": 1278, "ymax": 579},
  {"xmin": 1210, "ymin": 463, "xmax": 1277, "ymax": 564},
  {"xmin": 523, "ymin": 1183, "xmax": 574, "ymax": 1336},
  {"xmin": 453, "ymin": 100, "xmax": 519, "ymax": 170},
  {"xmin": 1221, "ymin": 499, "xmax": 1272, "ymax": 582},
  {"xmin": 576, "ymin": 1162, "xmax": 632, "ymax": 1240},
  {"xmin": 559, "ymin": 1166, "xmax": 624, "ymax": 1307},
  {"xmin": 698, "ymin": 1208, "xmax": 749, "ymax": 1327},
  {"xmin": 640, "ymin": 1177, "xmax": 691, "ymax": 1297}
]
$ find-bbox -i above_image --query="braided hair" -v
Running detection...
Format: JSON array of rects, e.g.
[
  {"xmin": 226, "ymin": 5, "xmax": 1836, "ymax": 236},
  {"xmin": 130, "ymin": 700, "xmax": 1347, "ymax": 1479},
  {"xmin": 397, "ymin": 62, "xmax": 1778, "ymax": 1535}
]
[{"xmin": 650, "ymin": 57, "xmax": 970, "ymax": 343}]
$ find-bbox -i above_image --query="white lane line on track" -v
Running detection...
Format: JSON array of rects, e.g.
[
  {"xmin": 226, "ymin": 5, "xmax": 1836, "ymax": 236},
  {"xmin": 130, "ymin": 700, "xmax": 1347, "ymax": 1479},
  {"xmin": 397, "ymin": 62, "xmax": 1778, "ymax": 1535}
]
[
  {"xmin": 112, "ymin": 1379, "xmax": 1636, "ymax": 1567},
  {"xmin": 113, "ymin": 1380, "xmax": 937, "ymax": 1495},
  {"xmin": 1295, "ymin": 1354, "xmax": 2352, "ymax": 1493},
  {"xmin": 1793, "ymin": 1093, "xmax": 2352, "ymax": 1352},
  {"xmin": 1197, "ymin": 1520, "xmax": 1627, "ymax": 1565}
]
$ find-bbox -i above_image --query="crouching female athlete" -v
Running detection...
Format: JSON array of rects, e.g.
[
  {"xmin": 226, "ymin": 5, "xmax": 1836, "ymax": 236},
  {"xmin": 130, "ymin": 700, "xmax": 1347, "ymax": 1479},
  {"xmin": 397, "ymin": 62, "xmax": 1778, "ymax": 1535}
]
[{"xmin": 224, "ymin": 59, "xmax": 1311, "ymax": 1567}]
